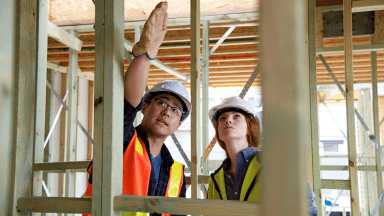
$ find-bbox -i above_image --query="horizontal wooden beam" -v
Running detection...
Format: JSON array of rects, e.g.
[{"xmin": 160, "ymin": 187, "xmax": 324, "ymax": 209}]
[
  {"xmin": 114, "ymin": 195, "xmax": 261, "ymax": 215},
  {"xmin": 47, "ymin": 21, "xmax": 83, "ymax": 51},
  {"xmin": 185, "ymin": 175, "xmax": 210, "ymax": 184},
  {"xmin": 320, "ymin": 165, "xmax": 384, "ymax": 171},
  {"xmin": 321, "ymin": 180, "xmax": 351, "ymax": 190},
  {"xmin": 317, "ymin": 43, "xmax": 384, "ymax": 54},
  {"xmin": 34, "ymin": 161, "xmax": 91, "ymax": 173},
  {"xmin": 57, "ymin": 12, "xmax": 259, "ymax": 32},
  {"xmin": 47, "ymin": 62, "xmax": 94, "ymax": 80},
  {"xmin": 352, "ymin": 0, "xmax": 384, "ymax": 12},
  {"xmin": 316, "ymin": 0, "xmax": 384, "ymax": 12},
  {"xmin": 17, "ymin": 197, "xmax": 92, "ymax": 214}
]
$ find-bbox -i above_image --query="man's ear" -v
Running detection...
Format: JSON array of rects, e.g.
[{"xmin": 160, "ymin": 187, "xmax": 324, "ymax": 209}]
[{"xmin": 141, "ymin": 102, "xmax": 149, "ymax": 114}]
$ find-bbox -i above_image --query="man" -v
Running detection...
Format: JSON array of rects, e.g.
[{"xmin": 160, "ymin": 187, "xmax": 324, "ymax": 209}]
[{"xmin": 84, "ymin": 2, "xmax": 191, "ymax": 216}]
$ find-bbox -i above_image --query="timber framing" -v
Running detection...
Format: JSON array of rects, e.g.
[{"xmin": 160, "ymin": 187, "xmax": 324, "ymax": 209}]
[{"xmin": 9, "ymin": 0, "xmax": 384, "ymax": 215}]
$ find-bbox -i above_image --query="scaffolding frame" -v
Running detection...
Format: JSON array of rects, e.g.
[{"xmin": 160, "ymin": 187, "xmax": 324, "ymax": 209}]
[{"xmin": 9, "ymin": 0, "xmax": 384, "ymax": 215}]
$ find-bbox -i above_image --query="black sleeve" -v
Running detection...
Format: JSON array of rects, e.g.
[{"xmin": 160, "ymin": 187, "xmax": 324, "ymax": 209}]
[
  {"xmin": 87, "ymin": 98, "xmax": 143, "ymax": 184},
  {"xmin": 123, "ymin": 98, "xmax": 143, "ymax": 153}
]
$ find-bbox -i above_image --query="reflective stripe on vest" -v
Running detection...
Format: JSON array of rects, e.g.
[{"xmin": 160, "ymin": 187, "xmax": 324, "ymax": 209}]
[{"xmin": 208, "ymin": 156, "xmax": 261, "ymax": 202}]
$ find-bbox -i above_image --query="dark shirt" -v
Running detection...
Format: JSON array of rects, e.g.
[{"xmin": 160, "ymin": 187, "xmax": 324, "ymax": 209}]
[
  {"xmin": 150, "ymin": 153, "xmax": 162, "ymax": 196},
  {"xmin": 124, "ymin": 98, "xmax": 186, "ymax": 216},
  {"xmin": 222, "ymin": 147, "xmax": 258, "ymax": 200}
]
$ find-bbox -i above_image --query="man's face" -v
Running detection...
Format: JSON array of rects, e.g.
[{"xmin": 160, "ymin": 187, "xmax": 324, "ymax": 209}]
[{"xmin": 141, "ymin": 93, "xmax": 183, "ymax": 138}]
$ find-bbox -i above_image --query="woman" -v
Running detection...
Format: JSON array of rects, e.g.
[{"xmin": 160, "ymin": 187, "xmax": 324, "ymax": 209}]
[
  {"xmin": 207, "ymin": 96, "xmax": 317, "ymax": 215},
  {"xmin": 207, "ymin": 96, "xmax": 261, "ymax": 202}
]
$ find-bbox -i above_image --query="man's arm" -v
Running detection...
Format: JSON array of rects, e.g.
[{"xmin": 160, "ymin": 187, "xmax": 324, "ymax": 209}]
[{"xmin": 124, "ymin": 1, "xmax": 168, "ymax": 107}]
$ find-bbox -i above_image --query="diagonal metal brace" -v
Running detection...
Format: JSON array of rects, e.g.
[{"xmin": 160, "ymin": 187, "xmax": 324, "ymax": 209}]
[
  {"xmin": 46, "ymin": 81, "xmax": 94, "ymax": 144},
  {"xmin": 171, "ymin": 134, "xmax": 191, "ymax": 169},
  {"xmin": 318, "ymin": 54, "xmax": 384, "ymax": 158}
]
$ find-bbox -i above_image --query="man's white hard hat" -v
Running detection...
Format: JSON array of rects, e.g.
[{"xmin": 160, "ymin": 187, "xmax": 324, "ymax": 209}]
[
  {"xmin": 143, "ymin": 80, "xmax": 192, "ymax": 122},
  {"xmin": 208, "ymin": 96, "xmax": 257, "ymax": 124}
]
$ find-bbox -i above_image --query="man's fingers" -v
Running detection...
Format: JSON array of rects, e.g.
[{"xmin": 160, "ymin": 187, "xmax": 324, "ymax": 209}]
[{"xmin": 163, "ymin": 12, "xmax": 168, "ymax": 30}]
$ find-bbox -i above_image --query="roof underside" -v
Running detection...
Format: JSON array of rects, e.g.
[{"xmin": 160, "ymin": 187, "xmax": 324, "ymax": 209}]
[{"xmin": 47, "ymin": 0, "xmax": 384, "ymax": 88}]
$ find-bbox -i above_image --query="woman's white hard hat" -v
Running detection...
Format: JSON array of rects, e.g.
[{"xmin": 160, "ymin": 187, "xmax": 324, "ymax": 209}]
[
  {"xmin": 208, "ymin": 96, "xmax": 257, "ymax": 124},
  {"xmin": 143, "ymin": 80, "xmax": 192, "ymax": 122}
]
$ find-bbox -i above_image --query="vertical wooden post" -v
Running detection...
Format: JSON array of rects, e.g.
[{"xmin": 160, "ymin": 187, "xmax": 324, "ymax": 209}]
[
  {"xmin": 344, "ymin": 0, "xmax": 360, "ymax": 214},
  {"xmin": 358, "ymin": 89, "xmax": 375, "ymax": 216},
  {"xmin": 33, "ymin": 0, "xmax": 49, "ymax": 207},
  {"xmin": 134, "ymin": 25, "xmax": 142, "ymax": 127},
  {"xmin": 88, "ymin": 81, "xmax": 94, "ymax": 161},
  {"xmin": 12, "ymin": 0, "xmax": 38, "ymax": 215},
  {"xmin": 94, "ymin": 0, "xmax": 124, "ymax": 215},
  {"xmin": 374, "ymin": 11, "xmax": 384, "ymax": 44},
  {"xmin": 261, "ymin": 0, "xmax": 309, "ymax": 215},
  {"xmin": 43, "ymin": 69, "xmax": 56, "ymax": 200},
  {"xmin": 372, "ymin": 34, "xmax": 383, "ymax": 215},
  {"xmin": 201, "ymin": 20, "xmax": 210, "ymax": 177},
  {"xmin": 315, "ymin": 11, "xmax": 324, "ymax": 48},
  {"xmin": 58, "ymin": 73, "xmax": 68, "ymax": 216},
  {"xmin": 309, "ymin": 0, "xmax": 321, "ymax": 214},
  {"xmin": 0, "ymin": 1, "xmax": 17, "ymax": 214},
  {"xmin": 65, "ymin": 30, "xmax": 79, "ymax": 205},
  {"xmin": 190, "ymin": 0, "xmax": 201, "ymax": 199}
]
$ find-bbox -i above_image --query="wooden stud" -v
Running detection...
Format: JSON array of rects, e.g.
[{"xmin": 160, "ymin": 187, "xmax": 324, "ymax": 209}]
[
  {"xmin": 315, "ymin": 11, "xmax": 324, "ymax": 48},
  {"xmin": 202, "ymin": 20, "xmax": 210, "ymax": 177},
  {"xmin": 94, "ymin": 0, "xmax": 124, "ymax": 215},
  {"xmin": 66, "ymin": 30, "xmax": 79, "ymax": 205},
  {"xmin": 309, "ymin": 0, "xmax": 322, "ymax": 214},
  {"xmin": 87, "ymin": 81, "xmax": 94, "ymax": 161},
  {"xmin": 59, "ymin": 73, "xmax": 68, "ymax": 200},
  {"xmin": 34, "ymin": 0, "xmax": 49, "ymax": 205},
  {"xmin": 358, "ymin": 89, "xmax": 374, "ymax": 216},
  {"xmin": 43, "ymin": 69, "xmax": 56, "ymax": 199},
  {"xmin": 344, "ymin": 0, "xmax": 361, "ymax": 213},
  {"xmin": 261, "ymin": 0, "xmax": 309, "ymax": 215},
  {"xmin": 12, "ymin": 0, "xmax": 38, "ymax": 215},
  {"xmin": 371, "ymin": 41, "xmax": 384, "ymax": 215},
  {"xmin": 133, "ymin": 26, "xmax": 142, "ymax": 127},
  {"xmin": 190, "ymin": 0, "xmax": 201, "ymax": 199},
  {"xmin": 47, "ymin": 21, "xmax": 83, "ymax": 51},
  {"xmin": 374, "ymin": 11, "xmax": 384, "ymax": 44},
  {"xmin": 93, "ymin": 0, "xmax": 105, "ymax": 213}
]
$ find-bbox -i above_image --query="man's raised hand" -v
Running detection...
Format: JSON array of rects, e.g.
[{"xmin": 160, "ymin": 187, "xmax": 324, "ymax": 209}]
[{"xmin": 132, "ymin": 1, "xmax": 168, "ymax": 60}]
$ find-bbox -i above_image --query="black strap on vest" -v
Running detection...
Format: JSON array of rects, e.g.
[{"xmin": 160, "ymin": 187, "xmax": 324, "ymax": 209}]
[
  {"xmin": 211, "ymin": 173, "xmax": 223, "ymax": 200},
  {"xmin": 244, "ymin": 168, "xmax": 261, "ymax": 201}
]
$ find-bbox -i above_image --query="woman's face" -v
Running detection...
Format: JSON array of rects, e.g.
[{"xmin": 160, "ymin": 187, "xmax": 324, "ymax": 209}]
[{"xmin": 217, "ymin": 111, "xmax": 248, "ymax": 143}]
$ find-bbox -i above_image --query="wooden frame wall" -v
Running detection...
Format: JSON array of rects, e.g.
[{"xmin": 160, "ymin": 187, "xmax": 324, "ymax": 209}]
[{"xmin": 13, "ymin": 1, "xmax": 384, "ymax": 215}]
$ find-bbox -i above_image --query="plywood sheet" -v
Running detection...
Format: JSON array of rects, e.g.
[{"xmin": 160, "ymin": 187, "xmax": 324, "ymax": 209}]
[{"xmin": 49, "ymin": 0, "xmax": 258, "ymax": 22}]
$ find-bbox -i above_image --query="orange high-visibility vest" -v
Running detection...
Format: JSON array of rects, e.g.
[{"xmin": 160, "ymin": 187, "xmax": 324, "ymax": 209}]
[{"xmin": 83, "ymin": 131, "xmax": 184, "ymax": 216}]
